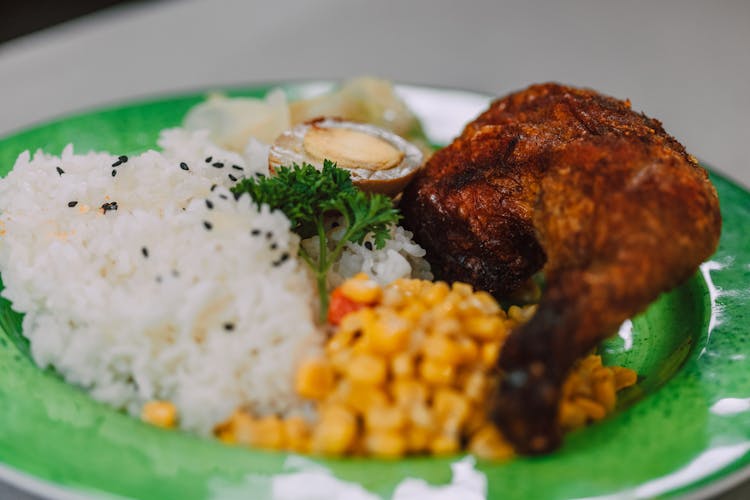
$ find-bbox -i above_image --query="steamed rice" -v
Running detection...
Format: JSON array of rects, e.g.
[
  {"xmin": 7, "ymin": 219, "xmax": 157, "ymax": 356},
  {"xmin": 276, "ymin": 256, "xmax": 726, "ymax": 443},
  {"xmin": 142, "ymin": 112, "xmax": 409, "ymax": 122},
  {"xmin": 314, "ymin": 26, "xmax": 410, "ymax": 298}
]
[{"xmin": 0, "ymin": 128, "xmax": 430, "ymax": 434}]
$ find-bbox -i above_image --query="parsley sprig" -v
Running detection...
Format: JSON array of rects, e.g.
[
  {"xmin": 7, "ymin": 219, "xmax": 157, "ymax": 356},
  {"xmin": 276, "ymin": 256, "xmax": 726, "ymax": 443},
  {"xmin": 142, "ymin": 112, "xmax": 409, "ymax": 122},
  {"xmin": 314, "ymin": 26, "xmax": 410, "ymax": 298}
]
[{"xmin": 232, "ymin": 160, "xmax": 401, "ymax": 320}]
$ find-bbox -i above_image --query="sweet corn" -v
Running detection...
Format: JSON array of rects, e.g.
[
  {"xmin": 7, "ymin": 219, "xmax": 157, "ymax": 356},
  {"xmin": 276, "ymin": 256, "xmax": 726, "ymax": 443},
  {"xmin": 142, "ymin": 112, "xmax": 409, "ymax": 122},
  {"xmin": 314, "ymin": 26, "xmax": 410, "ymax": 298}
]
[
  {"xmin": 142, "ymin": 401, "xmax": 177, "ymax": 429},
  {"xmin": 340, "ymin": 273, "xmax": 382, "ymax": 304},
  {"xmin": 422, "ymin": 335, "xmax": 462, "ymax": 365},
  {"xmin": 469, "ymin": 425, "xmax": 514, "ymax": 460},
  {"xmin": 406, "ymin": 425, "xmax": 431, "ymax": 452},
  {"xmin": 252, "ymin": 415, "xmax": 286, "ymax": 450},
  {"xmin": 391, "ymin": 352, "xmax": 414, "ymax": 379},
  {"xmin": 311, "ymin": 405, "xmax": 357, "ymax": 455},
  {"xmin": 365, "ymin": 404, "xmax": 407, "ymax": 431},
  {"xmin": 481, "ymin": 341, "xmax": 501, "ymax": 367},
  {"xmin": 433, "ymin": 388, "xmax": 470, "ymax": 430},
  {"xmin": 430, "ymin": 433, "xmax": 460, "ymax": 455},
  {"xmin": 451, "ymin": 282, "xmax": 473, "ymax": 297},
  {"xmin": 391, "ymin": 379, "xmax": 428, "ymax": 409},
  {"xmin": 347, "ymin": 354, "xmax": 387, "ymax": 385},
  {"xmin": 284, "ymin": 416, "xmax": 310, "ymax": 453},
  {"xmin": 423, "ymin": 281, "xmax": 450, "ymax": 306},
  {"xmin": 592, "ymin": 368, "xmax": 616, "ymax": 412},
  {"xmin": 345, "ymin": 385, "xmax": 389, "ymax": 414},
  {"xmin": 364, "ymin": 430, "xmax": 406, "ymax": 458},
  {"xmin": 295, "ymin": 358, "xmax": 334, "ymax": 400},
  {"xmin": 366, "ymin": 312, "xmax": 410, "ymax": 355},
  {"xmin": 465, "ymin": 316, "xmax": 503, "ymax": 340},
  {"xmin": 419, "ymin": 359, "xmax": 455, "ymax": 385},
  {"xmin": 220, "ymin": 276, "xmax": 638, "ymax": 460},
  {"xmin": 613, "ymin": 366, "xmax": 638, "ymax": 390}
]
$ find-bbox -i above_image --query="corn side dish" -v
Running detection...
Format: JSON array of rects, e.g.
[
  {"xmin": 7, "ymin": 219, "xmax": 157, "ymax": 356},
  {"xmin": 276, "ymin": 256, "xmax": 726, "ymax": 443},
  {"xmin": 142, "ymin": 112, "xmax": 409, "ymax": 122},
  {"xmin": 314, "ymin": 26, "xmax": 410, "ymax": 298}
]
[{"xmin": 144, "ymin": 274, "xmax": 637, "ymax": 459}]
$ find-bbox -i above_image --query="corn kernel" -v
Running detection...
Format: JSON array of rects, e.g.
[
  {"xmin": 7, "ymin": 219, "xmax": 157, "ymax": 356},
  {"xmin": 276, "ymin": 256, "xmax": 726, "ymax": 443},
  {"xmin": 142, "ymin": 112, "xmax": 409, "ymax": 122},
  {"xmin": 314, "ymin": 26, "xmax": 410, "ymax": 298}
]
[
  {"xmin": 592, "ymin": 369, "xmax": 616, "ymax": 412},
  {"xmin": 345, "ymin": 385, "xmax": 389, "ymax": 414},
  {"xmin": 141, "ymin": 401, "xmax": 177, "ymax": 429},
  {"xmin": 365, "ymin": 404, "xmax": 407, "ymax": 431},
  {"xmin": 311, "ymin": 405, "xmax": 357, "ymax": 455},
  {"xmin": 406, "ymin": 425, "xmax": 431, "ymax": 452},
  {"xmin": 432, "ymin": 317, "xmax": 461, "ymax": 337},
  {"xmin": 400, "ymin": 302, "xmax": 428, "ymax": 323},
  {"xmin": 422, "ymin": 335, "xmax": 462, "ymax": 365},
  {"xmin": 474, "ymin": 291, "xmax": 502, "ymax": 315},
  {"xmin": 340, "ymin": 275, "xmax": 382, "ymax": 304},
  {"xmin": 613, "ymin": 366, "xmax": 638, "ymax": 390},
  {"xmin": 423, "ymin": 282, "xmax": 450, "ymax": 306},
  {"xmin": 392, "ymin": 379, "xmax": 428, "ymax": 409},
  {"xmin": 295, "ymin": 358, "xmax": 335, "ymax": 400},
  {"xmin": 465, "ymin": 316, "xmax": 503, "ymax": 340},
  {"xmin": 433, "ymin": 388, "xmax": 470, "ymax": 429},
  {"xmin": 462, "ymin": 370, "xmax": 487, "ymax": 401},
  {"xmin": 457, "ymin": 338, "xmax": 479, "ymax": 364},
  {"xmin": 559, "ymin": 401, "xmax": 587, "ymax": 429},
  {"xmin": 451, "ymin": 282, "xmax": 473, "ymax": 297},
  {"xmin": 252, "ymin": 415, "xmax": 286, "ymax": 449},
  {"xmin": 391, "ymin": 352, "xmax": 414, "ymax": 379},
  {"xmin": 468, "ymin": 425, "xmax": 513, "ymax": 460},
  {"xmin": 430, "ymin": 433, "xmax": 459, "ymax": 455},
  {"xmin": 347, "ymin": 354, "xmax": 387, "ymax": 385},
  {"xmin": 366, "ymin": 312, "xmax": 410, "ymax": 355},
  {"xmin": 419, "ymin": 359, "xmax": 455, "ymax": 385},
  {"xmin": 364, "ymin": 430, "xmax": 406, "ymax": 458},
  {"xmin": 573, "ymin": 397, "xmax": 606, "ymax": 421},
  {"xmin": 228, "ymin": 411, "xmax": 256, "ymax": 445},
  {"xmin": 284, "ymin": 416, "xmax": 310, "ymax": 453},
  {"xmin": 481, "ymin": 341, "xmax": 501, "ymax": 367}
]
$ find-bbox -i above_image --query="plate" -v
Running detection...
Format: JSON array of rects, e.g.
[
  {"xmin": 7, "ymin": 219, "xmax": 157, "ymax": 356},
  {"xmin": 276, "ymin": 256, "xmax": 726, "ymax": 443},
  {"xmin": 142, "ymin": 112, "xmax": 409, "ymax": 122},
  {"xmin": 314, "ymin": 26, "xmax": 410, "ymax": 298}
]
[{"xmin": 0, "ymin": 82, "xmax": 749, "ymax": 500}]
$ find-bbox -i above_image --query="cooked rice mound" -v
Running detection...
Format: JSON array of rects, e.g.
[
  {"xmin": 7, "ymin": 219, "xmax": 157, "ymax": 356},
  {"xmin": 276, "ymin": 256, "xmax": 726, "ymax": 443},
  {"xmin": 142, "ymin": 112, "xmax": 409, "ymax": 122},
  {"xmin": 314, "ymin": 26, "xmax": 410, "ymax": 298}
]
[{"xmin": 0, "ymin": 129, "xmax": 431, "ymax": 434}]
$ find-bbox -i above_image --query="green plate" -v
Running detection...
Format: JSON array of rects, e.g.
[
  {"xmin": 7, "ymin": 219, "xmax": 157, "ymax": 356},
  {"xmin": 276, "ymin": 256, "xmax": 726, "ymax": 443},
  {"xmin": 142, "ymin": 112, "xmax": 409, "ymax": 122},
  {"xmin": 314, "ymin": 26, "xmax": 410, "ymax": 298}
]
[{"xmin": 1, "ymin": 83, "xmax": 749, "ymax": 500}]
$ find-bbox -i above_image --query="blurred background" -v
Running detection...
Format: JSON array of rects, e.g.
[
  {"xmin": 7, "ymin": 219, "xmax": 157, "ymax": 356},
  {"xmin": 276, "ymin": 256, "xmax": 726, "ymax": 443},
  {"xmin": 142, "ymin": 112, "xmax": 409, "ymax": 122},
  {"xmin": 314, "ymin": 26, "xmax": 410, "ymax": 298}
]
[
  {"xmin": 0, "ymin": 0, "xmax": 749, "ymax": 498},
  {"xmin": 1, "ymin": 0, "xmax": 749, "ymax": 187}
]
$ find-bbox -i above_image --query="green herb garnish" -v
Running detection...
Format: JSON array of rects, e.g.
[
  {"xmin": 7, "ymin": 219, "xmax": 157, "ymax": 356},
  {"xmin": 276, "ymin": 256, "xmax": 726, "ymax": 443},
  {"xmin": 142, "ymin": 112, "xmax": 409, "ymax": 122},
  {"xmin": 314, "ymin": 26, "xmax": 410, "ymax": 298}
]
[{"xmin": 232, "ymin": 160, "xmax": 401, "ymax": 320}]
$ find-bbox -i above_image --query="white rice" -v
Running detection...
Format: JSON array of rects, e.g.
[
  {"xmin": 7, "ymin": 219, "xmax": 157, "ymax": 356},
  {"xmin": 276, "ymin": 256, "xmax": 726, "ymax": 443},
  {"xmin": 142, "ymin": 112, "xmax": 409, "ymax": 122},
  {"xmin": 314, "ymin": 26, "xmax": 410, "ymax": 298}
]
[{"xmin": 0, "ymin": 128, "xmax": 431, "ymax": 434}]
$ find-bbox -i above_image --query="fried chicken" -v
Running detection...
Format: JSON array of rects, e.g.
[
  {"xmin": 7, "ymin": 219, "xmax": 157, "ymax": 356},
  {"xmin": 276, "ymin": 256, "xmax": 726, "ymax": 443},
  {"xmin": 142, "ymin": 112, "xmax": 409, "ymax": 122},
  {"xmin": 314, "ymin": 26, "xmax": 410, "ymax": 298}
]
[{"xmin": 400, "ymin": 83, "xmax": 721, "ymax": 454}]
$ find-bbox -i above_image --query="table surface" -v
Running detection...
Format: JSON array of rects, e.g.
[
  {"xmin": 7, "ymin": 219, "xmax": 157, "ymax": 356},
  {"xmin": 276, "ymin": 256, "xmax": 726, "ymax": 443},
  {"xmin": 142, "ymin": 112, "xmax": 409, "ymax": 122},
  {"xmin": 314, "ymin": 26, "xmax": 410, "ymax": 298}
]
[{"xmin": 1, "ymin": 1, "xmax": 749, "ymax": 498}]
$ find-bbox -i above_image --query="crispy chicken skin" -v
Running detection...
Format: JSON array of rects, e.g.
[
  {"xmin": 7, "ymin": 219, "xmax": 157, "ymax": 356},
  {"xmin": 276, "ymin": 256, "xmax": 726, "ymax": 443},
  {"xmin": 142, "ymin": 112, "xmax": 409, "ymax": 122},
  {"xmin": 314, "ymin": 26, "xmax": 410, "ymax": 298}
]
[{"xmin": 400, "ymin": 83, "xmax": 721, "ymax": 453}]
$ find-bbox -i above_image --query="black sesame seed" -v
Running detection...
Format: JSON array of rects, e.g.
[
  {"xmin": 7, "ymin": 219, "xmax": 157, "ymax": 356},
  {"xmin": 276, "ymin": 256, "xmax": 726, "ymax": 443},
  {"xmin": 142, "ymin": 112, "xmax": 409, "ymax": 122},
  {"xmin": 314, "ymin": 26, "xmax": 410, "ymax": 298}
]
[
  {"xmin": 203, "ymin": 221, "xmax": 213, "ymax": 230},
  {"xmin": 212, "ymin": 162, "xmax": 224, "ymax": 169},
  {"xmin": 141, "ymin": 247, "xmax": 149, "ymax": 258},
  {"xmin": 101, "ymin": 201, "xmax": 118, "ymax": 213},
  {"xmin": 180, "ymin": 162, "xmax": 189, "ymax": 171},
  {"xmin": 205, "ymin": 156, "xmax": 213, "ymax": 163},
  {"xmin": 56, "ymin": 166, "xmax": 65, "ymax": 176},
  {"xmin": 270, "ymin": 243, "xmax": 278, "ymax": 250},
  {"xmin": 218, "ymin": 194, "xmax": 228, "ymax": 200},
  {"xmin": 67, "ymin": 201, "xmax": 78, "ymax": 208},
  {"xmin": 265, "ymin": 231, "xmax": 273, "ymax": 240},
  {"xmin": 210, "ymin": 184, "xmax": 218, "ymax": 192},
  {"xmin": 279, "ymin": 252, "xmax": 290, "ymax": 262},
  {"xmin": 364, "ymin": 241, "xmax": 373, "ymax": 251},
  {"xmin": 111, "ymin": 159, "xmax": 123, "ymax": 167},
  {"xmin": 223, "ymin": 322, "xmax": 235, "ymax": 332},
  {"xmin": 155, "ymin": 275, "xmax": 163, "ymax": 283},
  {"xmin": 205, "ymin": 199, "xmax": 214, "ymax": 209},
  {"xmin": 119, "ymin": 155, "xmax": 128, "ymax": 163},
  {"xmin": 231, "ymin": 165, "xmax": 244, "ymax": 171},
  {"xmin": 228, "ymin": 174, "xmax": 238, "ymax": 182},
  {"xmin": 250, "ymin": 229, "xmax": 261, "ymax": 236},
  {"xmin": 255, "ymin": 172, "xmax": 265, "ymax": 178},
  {"xmin": 111, "ymin": 169, "xmax": 117, "ymax": 177},
  {"xmin": 171, "ymin": 269, "xmax": 179, "ymax": 277}
]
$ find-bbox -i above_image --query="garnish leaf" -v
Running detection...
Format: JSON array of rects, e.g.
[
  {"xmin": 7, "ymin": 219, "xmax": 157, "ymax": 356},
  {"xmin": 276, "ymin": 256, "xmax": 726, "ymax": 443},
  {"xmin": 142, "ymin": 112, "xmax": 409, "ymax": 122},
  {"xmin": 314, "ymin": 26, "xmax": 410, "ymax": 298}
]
[{"xmin": 232, "ymin": 160, "xmax": 401, "ymax": 320}]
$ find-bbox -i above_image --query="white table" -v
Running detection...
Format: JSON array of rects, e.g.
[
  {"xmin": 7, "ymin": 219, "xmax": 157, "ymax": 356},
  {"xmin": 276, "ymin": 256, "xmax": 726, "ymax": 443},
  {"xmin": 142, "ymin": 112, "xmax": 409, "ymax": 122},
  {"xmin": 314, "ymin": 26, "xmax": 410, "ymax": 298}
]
[{"xmin": 1, "ymin": 1, "xmax": 749, "ymax": 498}]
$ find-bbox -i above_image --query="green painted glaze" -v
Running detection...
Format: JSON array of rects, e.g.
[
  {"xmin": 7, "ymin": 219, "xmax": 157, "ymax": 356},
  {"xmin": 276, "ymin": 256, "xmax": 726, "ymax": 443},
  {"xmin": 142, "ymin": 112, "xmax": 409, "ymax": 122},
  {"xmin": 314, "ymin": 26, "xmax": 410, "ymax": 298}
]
[{"xmin": 0, "ymin": 84, "xmax": 748, "ymax": 499}]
